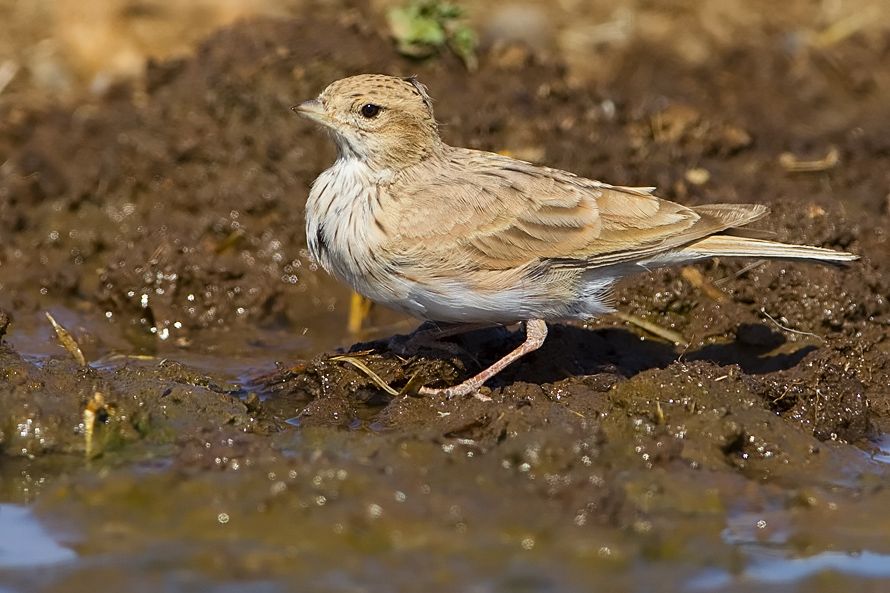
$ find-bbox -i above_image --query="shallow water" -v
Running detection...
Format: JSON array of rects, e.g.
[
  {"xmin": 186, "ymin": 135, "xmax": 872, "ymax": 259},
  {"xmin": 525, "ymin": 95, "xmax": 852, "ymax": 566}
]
[
  {"xmin": 686, "ymin": 502, "xmax": 890, "ymax": 590},
  {"xmin": 0, "ymin": 505, "xmax": 76, "ymax": 569},
  {"xmin": 870, "ymin": 434, "xmax": 890, "ymax": 464},
  {"xmin": 2, "ymin": 301, "xmax": 890, "ymax": 593},
  {"xmin": 3, "ymin": 440, "xmax": 890, "ymax": 593},
  {"xmin": 3, "ymin": 307, "xmax": 890, "ymax": 592},
  {"xmin": 689, "ymin": 550, "xmax": 890, "ymax": 591}
]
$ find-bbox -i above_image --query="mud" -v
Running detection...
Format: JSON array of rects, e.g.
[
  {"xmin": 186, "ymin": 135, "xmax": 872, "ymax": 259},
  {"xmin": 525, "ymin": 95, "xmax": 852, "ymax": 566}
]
[{"xmin": 1, "ymin": 5, "xmax": 890, "ymax": 592}]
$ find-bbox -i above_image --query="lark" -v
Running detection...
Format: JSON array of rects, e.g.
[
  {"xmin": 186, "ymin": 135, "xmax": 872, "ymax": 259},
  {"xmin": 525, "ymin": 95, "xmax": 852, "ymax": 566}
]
[{"xmin": 295, "ymin": 74, "xmax": 857, "ymax": 398}]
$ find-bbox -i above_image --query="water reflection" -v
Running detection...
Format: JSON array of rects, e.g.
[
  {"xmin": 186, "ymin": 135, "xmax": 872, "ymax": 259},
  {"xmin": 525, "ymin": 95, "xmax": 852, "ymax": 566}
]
[
  {"xmin": 0, "ymin": 504, "xmax": 75, "ymax": 569},
  {"xmin": 871, "ymin": 434, "xmax": 890, "ymax": 464},
  {"xmin": 688, "ymin": 548, "xmax": 890, "ymax": 590}
]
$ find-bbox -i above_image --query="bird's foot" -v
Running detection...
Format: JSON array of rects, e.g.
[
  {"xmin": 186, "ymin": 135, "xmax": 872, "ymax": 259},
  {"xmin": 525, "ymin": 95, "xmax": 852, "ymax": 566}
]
[{"xmin": 415, "ymin": 319, "xmax": 548, "ymax": 401}]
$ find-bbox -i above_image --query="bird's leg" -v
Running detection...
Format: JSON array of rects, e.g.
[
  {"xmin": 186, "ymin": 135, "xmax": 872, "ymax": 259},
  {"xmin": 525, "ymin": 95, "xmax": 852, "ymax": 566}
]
[
  {"xmin": 419, "ymin": 319, "xmax": 548, "ymax": 399},
  {"xmin": 347, "ymin": 292, "xmax": 373, "ymax": 335}
]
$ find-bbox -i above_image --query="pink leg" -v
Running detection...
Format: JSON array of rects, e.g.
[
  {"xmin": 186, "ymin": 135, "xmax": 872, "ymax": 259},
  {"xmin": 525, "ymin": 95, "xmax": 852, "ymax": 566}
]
[{"xmin": 418, "ymin": 319, "xmax": 548, "ymax": 399}]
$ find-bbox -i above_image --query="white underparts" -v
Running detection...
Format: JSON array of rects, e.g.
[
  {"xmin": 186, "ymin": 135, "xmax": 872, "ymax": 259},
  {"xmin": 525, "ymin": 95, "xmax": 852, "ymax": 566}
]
[{"xmin": 306, "ymin": 157, "xmax": 621, "ymax": 323}]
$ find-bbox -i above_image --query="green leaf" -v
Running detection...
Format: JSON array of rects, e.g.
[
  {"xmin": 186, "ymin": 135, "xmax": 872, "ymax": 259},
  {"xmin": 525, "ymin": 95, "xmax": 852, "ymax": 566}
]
[
  {"xmin": 448, "ymin": 24, "xmax": 478, "ymax": 70},
  {"xmin": 386, "ymin": 0, "xmax": 478, "ymax": 69}
]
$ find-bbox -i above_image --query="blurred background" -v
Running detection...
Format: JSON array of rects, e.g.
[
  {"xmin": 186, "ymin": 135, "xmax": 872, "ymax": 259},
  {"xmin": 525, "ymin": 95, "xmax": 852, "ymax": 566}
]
[{"xmin": 2, "ymin": 0, "xmax": 889, "ymax": 102}]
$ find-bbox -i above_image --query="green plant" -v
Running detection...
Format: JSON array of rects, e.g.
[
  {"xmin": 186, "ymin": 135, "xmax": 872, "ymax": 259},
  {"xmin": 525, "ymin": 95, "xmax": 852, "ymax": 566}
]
[{"xmin": 387, "ymin": 0, "xmax": 478, "ymax": 70}]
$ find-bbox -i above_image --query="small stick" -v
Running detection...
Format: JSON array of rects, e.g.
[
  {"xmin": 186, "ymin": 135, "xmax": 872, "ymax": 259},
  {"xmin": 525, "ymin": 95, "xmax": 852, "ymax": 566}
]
[
  {"xmin": 680, "ymin": 266, "xmax": 728, "ymax": 303},
  {"xmin": 760, "ymin": 309, "xmax": 825, "ymax": 343},
  {"xmin": 331, "ymin": 355, "xmax": 400, "ymax": 396},
  {"xmin": 715, "ymin": 260, "xmax": 766, "ymax": 286},
  {"xmin": 615, "ymin": 312, "xmax": 688, "ymax": 346},
  {"xmin": 83, "ymin": 392, "xmax": 106, "ymax": 458},
  {"xmin": 45, "ymin": 312, "xmax": 87, "ymax": 366},
  {"xmin": 778, "ymin": 147, "xmax": 839, "ymax": 172}
]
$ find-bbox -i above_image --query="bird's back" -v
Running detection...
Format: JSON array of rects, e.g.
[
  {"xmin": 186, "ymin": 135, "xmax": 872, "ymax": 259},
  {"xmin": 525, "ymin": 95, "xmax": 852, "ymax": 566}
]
[{"xmin": 384, "ymin": 146, "xmax": 770, "ymax": 272}]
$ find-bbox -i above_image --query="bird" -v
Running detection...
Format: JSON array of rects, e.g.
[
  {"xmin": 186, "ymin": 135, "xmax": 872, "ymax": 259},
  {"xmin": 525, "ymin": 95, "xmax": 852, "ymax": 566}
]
[{"xmin": 294, "ymin": 74, "xmax": 857, "ymax": 399}]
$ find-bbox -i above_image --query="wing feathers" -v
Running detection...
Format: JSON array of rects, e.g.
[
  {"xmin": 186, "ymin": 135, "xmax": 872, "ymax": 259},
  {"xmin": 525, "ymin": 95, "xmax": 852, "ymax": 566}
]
[{"xmin": 387, "ymin": 147, "xmax": 788, "ymax": 272}]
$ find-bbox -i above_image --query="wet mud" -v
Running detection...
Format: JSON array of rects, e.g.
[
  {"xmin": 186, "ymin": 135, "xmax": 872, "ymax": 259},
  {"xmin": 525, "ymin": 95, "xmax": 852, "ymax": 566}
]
[{"xmin": 1, "ymin": 6, "xmax": 890, "ymax": 593}]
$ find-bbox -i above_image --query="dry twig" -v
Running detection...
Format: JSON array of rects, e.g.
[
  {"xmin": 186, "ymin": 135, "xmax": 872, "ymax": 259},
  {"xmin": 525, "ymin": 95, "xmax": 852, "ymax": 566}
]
[
  {"xmin": 779, "ymin": 147, "xmax": 839, "ymax": 172},
  {"xmin": 615, "ymin": 312, "xmax": 688, "ymax": 346},
  {"xmin": 45, "ymin": 312, "xmax": 87, "ymax": 366}
]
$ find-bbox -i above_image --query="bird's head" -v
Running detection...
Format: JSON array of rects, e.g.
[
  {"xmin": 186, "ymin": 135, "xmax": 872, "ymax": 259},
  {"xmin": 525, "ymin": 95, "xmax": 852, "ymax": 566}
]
[{"xmin": 295, "ymin": 74, "xmax": 442, "ymax": 169}]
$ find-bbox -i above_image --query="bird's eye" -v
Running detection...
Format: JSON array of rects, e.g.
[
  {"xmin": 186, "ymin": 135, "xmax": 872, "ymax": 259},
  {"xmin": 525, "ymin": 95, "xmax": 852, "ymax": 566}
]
[{"xmin": 360, "ymin": 103, "xmax": 381, "ymax": 118}]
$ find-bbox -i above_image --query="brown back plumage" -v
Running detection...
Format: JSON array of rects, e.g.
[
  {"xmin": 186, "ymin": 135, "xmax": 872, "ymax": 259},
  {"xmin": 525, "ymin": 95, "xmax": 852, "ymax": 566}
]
[
  {"xmin": 385, "ymin": 148, "xmax": 774, "ymax": 272},
  {"xmin": 302, "ymin": 73, "xmax": 856, "ymax": 285}
]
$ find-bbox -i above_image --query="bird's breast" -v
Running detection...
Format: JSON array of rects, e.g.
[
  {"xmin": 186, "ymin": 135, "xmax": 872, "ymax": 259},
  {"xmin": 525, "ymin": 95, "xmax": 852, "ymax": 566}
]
[{"xmin": 305, "ymin": 159, "xmax": 402, "ymax": 303}]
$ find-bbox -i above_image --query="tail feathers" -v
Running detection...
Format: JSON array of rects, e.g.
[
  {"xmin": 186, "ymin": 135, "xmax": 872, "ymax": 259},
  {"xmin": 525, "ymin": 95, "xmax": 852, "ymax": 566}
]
[
  {"xmin": 694, "ymin": 203, "xmax": 770, "ymax": 229},
  {"xmin": 679, "ymin": 235, "xmax": 858, "ymax": 264}
]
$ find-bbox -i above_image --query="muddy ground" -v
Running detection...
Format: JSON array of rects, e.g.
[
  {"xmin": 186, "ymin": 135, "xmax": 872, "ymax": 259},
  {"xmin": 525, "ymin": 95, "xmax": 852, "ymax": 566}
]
[{"xmin": 1, "ymin": 3, "xmax": 890, "ymax": 592}]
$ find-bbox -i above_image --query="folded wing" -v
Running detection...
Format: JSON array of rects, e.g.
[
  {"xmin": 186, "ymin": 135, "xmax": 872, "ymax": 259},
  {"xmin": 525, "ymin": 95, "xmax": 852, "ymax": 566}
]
[{"xmin": 389, "ymin": 148, "xmax": 769, "ymax": 271}]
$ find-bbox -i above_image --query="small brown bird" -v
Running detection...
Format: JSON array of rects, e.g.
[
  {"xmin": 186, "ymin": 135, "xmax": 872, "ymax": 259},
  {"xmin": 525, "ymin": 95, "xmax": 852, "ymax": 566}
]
[{"xmin": 295, "ymin": 74, "xmax": 857, "ymax": 398}]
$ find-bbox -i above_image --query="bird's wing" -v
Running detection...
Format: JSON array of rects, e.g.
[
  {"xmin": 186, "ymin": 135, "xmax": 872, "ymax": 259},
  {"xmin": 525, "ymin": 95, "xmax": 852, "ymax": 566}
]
[{"xmin": 388, "ymin": 148, "xmax": 767, "ymax": 271}]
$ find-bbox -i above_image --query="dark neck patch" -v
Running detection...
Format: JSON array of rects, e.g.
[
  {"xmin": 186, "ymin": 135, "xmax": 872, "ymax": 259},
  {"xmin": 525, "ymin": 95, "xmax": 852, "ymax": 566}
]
[{"xmin": 314, "ymin": 224, "xmax": 329, "ymax": 258}]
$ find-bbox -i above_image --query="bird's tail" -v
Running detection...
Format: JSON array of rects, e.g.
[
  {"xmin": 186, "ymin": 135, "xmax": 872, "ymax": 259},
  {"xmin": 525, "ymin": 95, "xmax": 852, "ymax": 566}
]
[{"xmin": 678, "ymin": 235, "xmax": 858, "ymax": 264}]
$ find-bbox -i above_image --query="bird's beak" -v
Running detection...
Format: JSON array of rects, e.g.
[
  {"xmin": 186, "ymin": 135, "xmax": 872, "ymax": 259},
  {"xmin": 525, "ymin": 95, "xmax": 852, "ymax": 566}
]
[{"xmin": 292, "ymin": 99, "xmax": 327, "ymax": 124}]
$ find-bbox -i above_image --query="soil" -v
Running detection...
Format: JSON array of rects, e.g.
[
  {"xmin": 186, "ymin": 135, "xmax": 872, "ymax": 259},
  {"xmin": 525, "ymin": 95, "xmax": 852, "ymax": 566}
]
[{"xmin": 1, "ymin": 5, "xmax": 889, "ymax": 592}]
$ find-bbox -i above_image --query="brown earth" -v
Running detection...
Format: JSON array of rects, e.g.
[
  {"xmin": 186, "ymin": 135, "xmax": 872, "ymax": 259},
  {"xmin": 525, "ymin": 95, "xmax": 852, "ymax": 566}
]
[{"xmin": 1, "ymin": 5, "xmax": 889, "ymax": 592}]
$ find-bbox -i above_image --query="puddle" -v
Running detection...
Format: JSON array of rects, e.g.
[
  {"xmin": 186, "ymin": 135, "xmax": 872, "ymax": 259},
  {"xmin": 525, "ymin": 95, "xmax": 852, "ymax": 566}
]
[
  {"xmin": 688, "ymin": 504, "xmax": 890, "ymax": 591},
  {"xmin": 0, "ymin": 504, "xmax": 76, "ymax": 569},
  {"xmin": 688, "ymin": 548, "xmax": 890, "ymax": 590},
  {"xmin": 3, "ymin": 306, "xmax": 409, "ymax": 388},
  {"xmin": 870, "ymin": 434, "xmax": 890, "ymax": 464}
]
